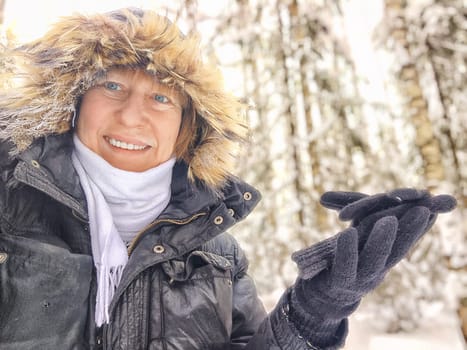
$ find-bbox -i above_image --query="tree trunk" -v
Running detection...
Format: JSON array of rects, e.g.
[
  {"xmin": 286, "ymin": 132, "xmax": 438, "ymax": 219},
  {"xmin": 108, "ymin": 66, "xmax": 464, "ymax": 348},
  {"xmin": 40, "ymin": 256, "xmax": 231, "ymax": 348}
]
[
  {"xmin": 385, "ymin": 0, "xmax": 445, "ymax": 188},
  {"xmin": 0, "ymin": 0, "xmax": 5, "ymax": 26},
  {"xmin": 458, "ymin": 297, "xmax": 467, "ymax": 343},
  {"xmin": 276, "ymin": 0, "xmax": 308, "ymax": 240}
]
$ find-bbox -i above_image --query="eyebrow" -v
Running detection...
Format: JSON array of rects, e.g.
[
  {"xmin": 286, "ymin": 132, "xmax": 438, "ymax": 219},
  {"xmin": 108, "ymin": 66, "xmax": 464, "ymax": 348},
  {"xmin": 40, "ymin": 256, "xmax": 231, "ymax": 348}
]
[{"xmin": 96, "ymin": 70, "xmax": 188, "ymax": 107}]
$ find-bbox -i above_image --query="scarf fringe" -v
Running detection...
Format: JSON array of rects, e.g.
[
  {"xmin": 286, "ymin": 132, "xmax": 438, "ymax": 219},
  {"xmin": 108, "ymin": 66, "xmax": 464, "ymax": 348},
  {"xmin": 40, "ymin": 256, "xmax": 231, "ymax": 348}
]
[
  {"xmin": 72, "ymin": 135, "xmax": 175, "ymax": 327},
  {"xmin": 95, "ymin": 264, "xmax": 125, "ymax": 327}
]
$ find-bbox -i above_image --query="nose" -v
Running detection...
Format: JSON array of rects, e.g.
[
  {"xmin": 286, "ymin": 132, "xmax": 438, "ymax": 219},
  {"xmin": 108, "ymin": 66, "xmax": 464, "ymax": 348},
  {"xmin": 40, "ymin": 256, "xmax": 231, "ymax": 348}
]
[{"xmin": 116, "ymin": 92, "xmax": 146, "ymax": 127}]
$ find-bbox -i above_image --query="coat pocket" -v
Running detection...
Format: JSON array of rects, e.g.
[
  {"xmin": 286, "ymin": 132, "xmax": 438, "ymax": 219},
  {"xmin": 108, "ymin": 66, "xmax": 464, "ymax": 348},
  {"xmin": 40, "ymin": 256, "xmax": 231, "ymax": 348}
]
[
  {"xmin": 0, "ymin": 233, "xmax": 92, "ymax": 349},
  {"xmin": 156, "ymin": 251, "xmax": 234, "ymax": 349}
]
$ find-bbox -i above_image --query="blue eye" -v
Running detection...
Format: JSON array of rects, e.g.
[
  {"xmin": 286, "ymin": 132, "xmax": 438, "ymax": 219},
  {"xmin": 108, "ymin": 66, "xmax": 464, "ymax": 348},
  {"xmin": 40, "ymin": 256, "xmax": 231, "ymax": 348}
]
[
  {"xmin": 154, "ymin": 94, "xmax": 169, "ymax": 103},
  {"xmin": 104, "ymin": 81, "xmax": 121, "ymax": 91}
]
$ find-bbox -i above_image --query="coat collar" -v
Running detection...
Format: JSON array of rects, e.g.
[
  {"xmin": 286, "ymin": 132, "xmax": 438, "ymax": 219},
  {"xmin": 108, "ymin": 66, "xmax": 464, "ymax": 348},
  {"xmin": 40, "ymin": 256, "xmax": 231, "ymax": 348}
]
[
  {"xmin": 114, "ymin": 162, "xmax": 261, "ymax": 313},
  {"xmin": 9, "ymin": 132, "xmax": 262, "ymax": 316},
  {"xmin": 13, "ymin": 132, "xmax": 88, "ymax": 219},
  {"xmin": 11, "ymin": 132, "xmax": 261, "ymax": 240}
]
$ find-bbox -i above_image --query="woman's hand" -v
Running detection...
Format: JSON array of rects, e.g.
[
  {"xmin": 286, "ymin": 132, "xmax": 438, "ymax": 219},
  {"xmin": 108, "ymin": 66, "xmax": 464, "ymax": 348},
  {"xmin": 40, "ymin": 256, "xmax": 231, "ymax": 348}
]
[
  {"xmin": 320, "ymin": 188, "xmax": 456, "ymax": 222},
  {"xmin": 285, "ymin": 189, "xmax": 456, "ymax": 349},
  {"xmin": 293, "ymin": 207, "xmax": 431, "ymax": 316},
  {"xmin": 293, "ymin": 189, "xmax": 456, "ymax": 280}
]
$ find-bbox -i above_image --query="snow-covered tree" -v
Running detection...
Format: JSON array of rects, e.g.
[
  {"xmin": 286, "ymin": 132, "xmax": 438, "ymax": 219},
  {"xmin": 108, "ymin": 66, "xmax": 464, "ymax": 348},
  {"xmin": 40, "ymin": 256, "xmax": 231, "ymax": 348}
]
[
  {"xmin": 162, "ymin": 0, "xmax": 466, "ymax": 335},
  {"xmin": 371, "ymin": 0, "xmax": 466, "ymax": 334},
  {"xmin": 5, "ymin": 0, "xmax": 465, "ymax": 339}
]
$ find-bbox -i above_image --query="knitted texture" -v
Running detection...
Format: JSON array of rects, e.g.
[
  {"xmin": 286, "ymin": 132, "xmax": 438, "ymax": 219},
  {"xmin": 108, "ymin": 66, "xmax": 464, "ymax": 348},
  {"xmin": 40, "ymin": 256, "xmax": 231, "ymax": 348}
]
[
  {"xmin": 320, "ymin": 188, "xmax": 456, "ymax": 222},
  {"xmin": 320, "ymin": 188, "xmax": 456, "ymax": 255},
  {"xmin": 288, "ymin": 188, "xmax": 457, "ymax": 349}
]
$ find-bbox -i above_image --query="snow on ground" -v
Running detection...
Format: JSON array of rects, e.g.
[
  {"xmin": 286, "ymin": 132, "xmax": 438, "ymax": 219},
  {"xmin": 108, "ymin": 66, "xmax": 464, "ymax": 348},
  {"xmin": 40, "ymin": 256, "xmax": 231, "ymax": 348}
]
[{"xmin": 344, "ymin": 309, "xmax": 466, "ymax": 350}]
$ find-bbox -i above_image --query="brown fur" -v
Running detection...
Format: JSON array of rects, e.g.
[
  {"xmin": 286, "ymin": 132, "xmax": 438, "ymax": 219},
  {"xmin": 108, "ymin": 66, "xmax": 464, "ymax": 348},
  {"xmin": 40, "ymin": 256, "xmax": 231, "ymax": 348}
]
[{"xmin": 0, "ymin": 8, "xmax": 248, "ymax": 189}]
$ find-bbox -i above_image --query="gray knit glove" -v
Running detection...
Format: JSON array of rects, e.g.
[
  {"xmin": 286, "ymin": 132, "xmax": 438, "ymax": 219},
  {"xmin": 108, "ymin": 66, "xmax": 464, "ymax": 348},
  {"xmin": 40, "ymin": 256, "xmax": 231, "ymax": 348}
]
[
  {"xmin": 287, "ymin": 189, "xmax": 456, "ymax": 349},
  {"xmin": 320, "ymin": 188, "xmax": 455, "ymax": 222},
  {"xmin": 293, "ymin": 188, "xmax": 457, "ymax": 279}
]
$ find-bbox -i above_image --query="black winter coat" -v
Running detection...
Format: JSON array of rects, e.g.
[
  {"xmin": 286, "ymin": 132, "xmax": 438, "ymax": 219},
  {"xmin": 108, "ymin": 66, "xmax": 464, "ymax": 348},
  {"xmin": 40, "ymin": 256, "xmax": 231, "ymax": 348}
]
[{"xmin": 0, "ymin": 133, "xmax": 315, "ymax": 350}]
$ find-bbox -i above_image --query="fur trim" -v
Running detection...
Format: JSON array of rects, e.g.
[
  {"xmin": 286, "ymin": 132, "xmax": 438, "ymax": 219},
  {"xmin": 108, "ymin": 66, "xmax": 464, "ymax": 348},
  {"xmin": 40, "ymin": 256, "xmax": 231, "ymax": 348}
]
[{"xmin": 0, "ymin": 8, "xmax": 247, "ymax": 189}]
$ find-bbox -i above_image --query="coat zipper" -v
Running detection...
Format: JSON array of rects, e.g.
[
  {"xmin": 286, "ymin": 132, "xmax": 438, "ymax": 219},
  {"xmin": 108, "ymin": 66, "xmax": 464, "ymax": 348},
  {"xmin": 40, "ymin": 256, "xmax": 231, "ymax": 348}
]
[
  {"xmin": 126, "ymin": 212, "xmax": 207, "ymax": 256},
  {"xmin": 100, "ymin": 212, "xmax": 207, "ymax": 349}
]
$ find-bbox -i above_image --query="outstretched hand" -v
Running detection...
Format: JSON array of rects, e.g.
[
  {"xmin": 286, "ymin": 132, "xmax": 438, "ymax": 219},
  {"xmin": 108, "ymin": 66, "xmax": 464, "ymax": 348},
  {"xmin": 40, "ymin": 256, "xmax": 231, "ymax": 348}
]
[
  {"xmin": 320, "ymin": 188, "xmax": 456, "ymax": 222},
  {"xmin": 287, "ymin": 189, "xmax": 456, "ymax": 349},
  {"xmin": 294, "ymin": 207, "xmax": 430, "ymax": 318},
  {"xmin": 292, "ymin": 188, "xmax": 457, "ymax": 279}
]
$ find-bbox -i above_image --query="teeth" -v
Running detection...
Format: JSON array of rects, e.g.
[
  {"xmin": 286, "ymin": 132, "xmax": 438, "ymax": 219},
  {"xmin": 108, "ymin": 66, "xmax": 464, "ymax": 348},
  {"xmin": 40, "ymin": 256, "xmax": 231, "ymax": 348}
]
[{"xmin": 107, "ymin": 137, "xmax": 147, "ymax": 151}]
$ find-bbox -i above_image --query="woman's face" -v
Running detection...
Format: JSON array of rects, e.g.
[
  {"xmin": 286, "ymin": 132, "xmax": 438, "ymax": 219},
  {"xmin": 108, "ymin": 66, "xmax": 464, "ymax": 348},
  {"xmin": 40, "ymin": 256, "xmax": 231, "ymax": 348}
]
[{"xmin": 76, "ymin": 68, "xmax": 184, "ymax": 172}]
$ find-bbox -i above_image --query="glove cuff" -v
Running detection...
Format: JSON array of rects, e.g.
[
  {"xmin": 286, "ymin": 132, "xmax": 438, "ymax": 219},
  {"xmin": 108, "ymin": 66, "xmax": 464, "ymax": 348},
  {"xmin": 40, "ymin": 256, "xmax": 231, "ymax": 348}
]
[
  {"xmin": 283, "ymin": 288, "xmax": 349, "ymax": 349},
  {"xmin": 270, "ymin": 290, "xmax": 348, "ymax": 350},
  {"xmin": 292, "ymin": 235, "xmax": 337, "ymax": 280}
]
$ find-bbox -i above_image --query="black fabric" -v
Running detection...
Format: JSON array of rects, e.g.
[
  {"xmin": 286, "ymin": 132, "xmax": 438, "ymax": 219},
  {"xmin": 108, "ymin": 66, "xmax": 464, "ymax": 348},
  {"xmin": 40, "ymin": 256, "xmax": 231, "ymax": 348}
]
[
  {"xmin": 0, "ymin": 232, "xmax": 93, "ymax": 349},
  {"xmin": 1, "ymin": 135, "xmax": 458, "ymax": 350},
  {"xmin": 294, "ymin": 188, "xmax": 457, "ymax": 277},
  {"xmin": 288, "ymin": 189, "xmax": 457, "ymax": 349},
  {"xmin": 1, "ymin": 133, "xmax": 328, "ymax": 350},
  {"xmin": 0, "ymin": 134, "xmax": 270, "ymax": 349},
  {"xmin": 320, "ymin": 188, "xmax": 456, "ymax": 221},
  {"xmin": 290, "ymin": 210, "xmax": 429, "ymax": 349}
]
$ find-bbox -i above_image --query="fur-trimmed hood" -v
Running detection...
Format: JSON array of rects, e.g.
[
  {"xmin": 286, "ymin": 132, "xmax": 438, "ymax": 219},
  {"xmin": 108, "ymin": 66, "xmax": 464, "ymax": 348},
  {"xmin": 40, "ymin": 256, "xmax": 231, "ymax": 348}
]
[{"xmin": 0, "ymin": 8, "xmax": 247, "ymax": 188}]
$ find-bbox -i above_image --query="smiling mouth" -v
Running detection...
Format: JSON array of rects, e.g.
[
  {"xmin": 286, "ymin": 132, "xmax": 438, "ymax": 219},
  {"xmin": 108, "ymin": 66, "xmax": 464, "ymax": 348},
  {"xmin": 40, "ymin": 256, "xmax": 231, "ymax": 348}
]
[{"xmin": 106, "ymin": 137, "xmax": 149, "ymax": 151}]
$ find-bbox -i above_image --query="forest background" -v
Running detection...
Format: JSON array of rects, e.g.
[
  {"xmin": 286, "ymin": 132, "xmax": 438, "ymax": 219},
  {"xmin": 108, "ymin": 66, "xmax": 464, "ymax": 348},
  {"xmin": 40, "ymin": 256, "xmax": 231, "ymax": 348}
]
[{"xmin": 1, "ymin": 0, "xmax": 466, "ymax": 347}]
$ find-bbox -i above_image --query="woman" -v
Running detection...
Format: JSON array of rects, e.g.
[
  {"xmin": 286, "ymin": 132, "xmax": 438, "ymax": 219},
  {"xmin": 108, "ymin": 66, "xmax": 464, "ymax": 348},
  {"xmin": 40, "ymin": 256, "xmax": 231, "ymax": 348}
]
[{"xmin": 0, "ymin": 8, "xmax": 456, "ymax": 350}]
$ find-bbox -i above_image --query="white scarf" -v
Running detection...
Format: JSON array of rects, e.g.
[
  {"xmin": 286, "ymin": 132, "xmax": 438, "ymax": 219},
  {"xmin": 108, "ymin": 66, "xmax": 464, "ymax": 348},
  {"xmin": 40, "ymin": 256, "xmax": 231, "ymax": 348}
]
[{"xmin": 71, "ymin": 135, "xmax": 175, "ymax": 326}]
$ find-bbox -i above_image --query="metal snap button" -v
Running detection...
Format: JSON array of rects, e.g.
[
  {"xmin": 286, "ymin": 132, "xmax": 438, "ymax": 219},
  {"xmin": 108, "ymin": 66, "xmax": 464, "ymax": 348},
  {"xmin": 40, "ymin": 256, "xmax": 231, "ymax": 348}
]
[
  {"xmin": 214, "ymin": 216, "xmax": 224, "ymax": 225},
  {"xmin": 0, "ymin": 252, "xmax": 7, "ymax": 264},
  {"xmin": 243, "ymin": 192, "xmax": 252, "ymax": 201},
  {"xmin": 31, "ymin": 160, "xmax": 40, "ymax": 168},
  {"xmin": 153, "ymin": 244, "xmax": 165, "ymax": 254},
  {"xmin": 227, "ymin": 208, "xmax": 235, "ymax": 216}
]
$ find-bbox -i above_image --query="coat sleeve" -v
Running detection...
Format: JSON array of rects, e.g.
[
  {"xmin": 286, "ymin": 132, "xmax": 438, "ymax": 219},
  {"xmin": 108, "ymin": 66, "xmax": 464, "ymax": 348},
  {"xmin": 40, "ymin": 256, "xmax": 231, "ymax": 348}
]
[{"xmin": 229, "ymin": 238, "xmax": 333, "ymax": 350}]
